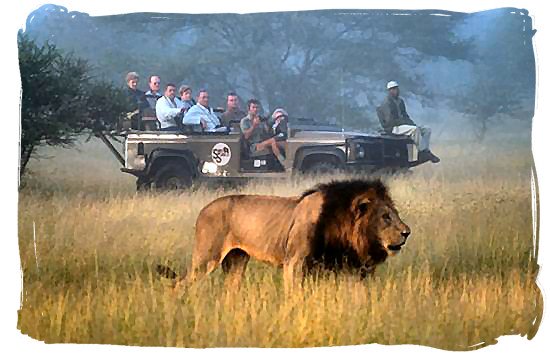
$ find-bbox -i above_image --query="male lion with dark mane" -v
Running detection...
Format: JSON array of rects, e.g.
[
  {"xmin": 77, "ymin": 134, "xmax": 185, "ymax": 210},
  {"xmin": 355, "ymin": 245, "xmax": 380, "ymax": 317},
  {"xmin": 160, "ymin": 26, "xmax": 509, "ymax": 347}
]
[{"xmin": 160, "ymin": 179, "xmax": 411, "ymax": 292}]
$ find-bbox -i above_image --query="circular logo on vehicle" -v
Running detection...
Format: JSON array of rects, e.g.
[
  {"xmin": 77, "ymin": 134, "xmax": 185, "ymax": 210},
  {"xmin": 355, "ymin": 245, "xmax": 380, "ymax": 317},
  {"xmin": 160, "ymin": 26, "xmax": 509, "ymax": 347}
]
[{"xmin": 211, "ymin": 143, "xmax": 231, "ymax": 166}]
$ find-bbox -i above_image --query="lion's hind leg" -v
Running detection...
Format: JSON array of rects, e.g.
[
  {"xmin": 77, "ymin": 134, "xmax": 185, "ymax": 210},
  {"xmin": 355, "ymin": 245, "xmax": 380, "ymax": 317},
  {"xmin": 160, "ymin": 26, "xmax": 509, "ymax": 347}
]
[{"xmin": 221, "ymin": 248, "xmax": 250, "ymax": 290}]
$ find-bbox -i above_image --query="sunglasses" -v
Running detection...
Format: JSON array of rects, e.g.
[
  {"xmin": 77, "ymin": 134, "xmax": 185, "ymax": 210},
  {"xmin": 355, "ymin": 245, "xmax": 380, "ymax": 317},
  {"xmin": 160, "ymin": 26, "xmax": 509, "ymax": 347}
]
[{"xmin": 275, "ymin": 115, "xmax": 285, "ymax": 120}]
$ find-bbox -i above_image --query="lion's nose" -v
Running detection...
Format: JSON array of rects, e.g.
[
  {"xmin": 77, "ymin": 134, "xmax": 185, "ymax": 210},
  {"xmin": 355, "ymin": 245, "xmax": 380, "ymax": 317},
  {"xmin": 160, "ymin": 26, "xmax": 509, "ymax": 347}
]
[{"xmin": 401, "ymin": 230, "xmax": 410, "ymax": 238}]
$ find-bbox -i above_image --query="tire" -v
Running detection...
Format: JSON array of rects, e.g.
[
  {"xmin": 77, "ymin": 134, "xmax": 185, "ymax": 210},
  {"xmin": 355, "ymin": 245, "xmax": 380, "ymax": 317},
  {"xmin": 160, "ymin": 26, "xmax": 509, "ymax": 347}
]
[
  {"xmin": 303, "ymin": 161, "xmax": 342, "ymax": 176},
  {"xmin": 136, "ymin": 177, "xmax": 152, "ymax": 192},
  {"xmin": 153, "ymin": 163, "xmax": 192, "ymax": 191}
]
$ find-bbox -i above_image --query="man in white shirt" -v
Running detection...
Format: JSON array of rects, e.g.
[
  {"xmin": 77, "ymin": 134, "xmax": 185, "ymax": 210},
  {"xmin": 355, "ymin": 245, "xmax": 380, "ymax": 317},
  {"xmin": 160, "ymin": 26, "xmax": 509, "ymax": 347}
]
[
  {"xmin": 156, "ymin": 83, "xmax": 185, "ymax": 131},
  {"xmin": 183, "ymin": 89, "xmax": 223, "ymax": 132}
]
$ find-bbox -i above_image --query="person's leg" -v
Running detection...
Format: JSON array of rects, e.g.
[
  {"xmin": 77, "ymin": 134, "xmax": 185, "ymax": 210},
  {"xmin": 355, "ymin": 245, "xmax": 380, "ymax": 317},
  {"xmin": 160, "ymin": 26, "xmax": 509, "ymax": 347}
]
[
  {"xmin": 392, "ymin": 125, "xmax": 420, "ymax": 145},
  {"xmin": 418, "ymin": 126, "xmax": 431, "ymax": 152},
  {"xmin": 276, "ymin": 141, "xmax": 286, "ymax": 157},
  {"xmin": 256, "ymin": 138, "xmax": 285, "ymax": 162},
  {"xmin": 418, "ymin": 126, "xmax": 440, "ymax": 163},
  {"xmin": 392, "ymin": 125, "xmax": 420, "ymax": 160}
]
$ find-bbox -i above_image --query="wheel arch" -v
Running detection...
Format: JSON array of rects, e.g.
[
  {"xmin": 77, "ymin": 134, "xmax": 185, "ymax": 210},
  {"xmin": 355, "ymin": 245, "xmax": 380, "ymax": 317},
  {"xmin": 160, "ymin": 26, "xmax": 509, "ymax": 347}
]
[
  {"xmin": 293, "ymin": 145, "xmax": 346, "ymax": 172},
  {"xmin": 146, "ymin": 148, "xmax": 199, "ymax": 178}
]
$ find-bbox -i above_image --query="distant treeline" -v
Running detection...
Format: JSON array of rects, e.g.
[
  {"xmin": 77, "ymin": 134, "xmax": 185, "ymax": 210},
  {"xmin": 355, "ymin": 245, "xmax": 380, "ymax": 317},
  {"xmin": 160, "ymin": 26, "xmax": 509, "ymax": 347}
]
[{"xmin": 22, "ymin": 5, "xmax": 536, "ymax": 132}]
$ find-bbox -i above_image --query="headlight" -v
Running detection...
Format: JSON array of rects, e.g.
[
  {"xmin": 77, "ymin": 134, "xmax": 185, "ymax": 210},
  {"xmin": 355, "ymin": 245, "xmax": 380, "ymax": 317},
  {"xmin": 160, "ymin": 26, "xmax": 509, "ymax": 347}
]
[
  {"xmin": 356, "ymin": 144, "xmax": 365, "ymax": 159},
  {"xmin": 133, "ymin": 155, "xmax": 146, "ymax": 170}
]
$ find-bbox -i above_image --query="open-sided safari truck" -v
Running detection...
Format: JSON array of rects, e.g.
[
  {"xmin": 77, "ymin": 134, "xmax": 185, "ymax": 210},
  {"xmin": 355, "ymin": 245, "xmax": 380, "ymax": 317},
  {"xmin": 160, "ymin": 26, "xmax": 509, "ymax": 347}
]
[{"xmin": 97, "ymin": 115, "xmax": 429, "ymax": 191}]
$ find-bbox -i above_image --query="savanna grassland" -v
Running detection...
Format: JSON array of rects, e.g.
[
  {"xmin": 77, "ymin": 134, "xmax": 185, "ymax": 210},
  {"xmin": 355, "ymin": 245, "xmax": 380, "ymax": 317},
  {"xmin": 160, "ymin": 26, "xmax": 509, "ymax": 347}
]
[{"xmin": 17, "ymin": 129, "xmax": 542, "ymax": 349}]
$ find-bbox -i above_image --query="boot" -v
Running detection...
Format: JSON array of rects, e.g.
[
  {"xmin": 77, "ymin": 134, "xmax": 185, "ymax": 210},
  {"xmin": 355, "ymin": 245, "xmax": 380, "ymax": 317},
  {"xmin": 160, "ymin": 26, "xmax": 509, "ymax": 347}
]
[
  {"xmin": 419, "ymin": 150, "xmax": 440, "ymax": 164},
  {"xmin": 426, "ymin": 150, "xmax": 440, "ymax": 163}
]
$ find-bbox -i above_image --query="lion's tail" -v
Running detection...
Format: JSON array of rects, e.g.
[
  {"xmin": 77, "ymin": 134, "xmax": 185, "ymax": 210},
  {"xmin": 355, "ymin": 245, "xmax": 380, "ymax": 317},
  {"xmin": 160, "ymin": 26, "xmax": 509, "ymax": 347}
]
[{"xmin": 156, "ymin": 264, "xmax": 179, "ymax": 280}]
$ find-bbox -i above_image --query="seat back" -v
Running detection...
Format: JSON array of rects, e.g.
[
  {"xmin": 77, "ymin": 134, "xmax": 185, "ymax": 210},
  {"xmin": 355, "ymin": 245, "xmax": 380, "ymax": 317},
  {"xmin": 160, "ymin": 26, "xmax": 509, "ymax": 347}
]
[{"xmin": 181, "ymin": 124, "xmax": 203, "ymax": 134}]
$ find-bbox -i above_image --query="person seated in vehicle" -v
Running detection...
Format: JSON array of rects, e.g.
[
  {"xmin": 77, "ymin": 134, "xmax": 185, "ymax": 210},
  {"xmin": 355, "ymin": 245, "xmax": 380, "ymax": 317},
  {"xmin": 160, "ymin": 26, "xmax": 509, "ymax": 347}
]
[
  {"xmin": 220, "ymin": 92, "xmax": 246, "ymax": 130},
  {"xmin": 377, "ymin": 81, "xmax": 440, "ymax": 163},
  {"xmin": 240, "ymin": 99, "xmax": 285, "ymax": 163},
  {"xmin": 125, "ymin": 72, "xmax": 145, "ymax": 105},
  {"xmin": 175, "ymin": 84, "xmax": 196, "ymax": 113},
  {"xmin": 183, "ymin": 89, "xmax": 227, "ymax": 132},
  {"xmin": 270, "ymin": 108, "xmax": 289, "ymax": 141},
  {"xmin": 155, "ymin": 83, "xmax": 185, "ymax": 131},
  {"xmin": 144, "ymin": 75, "xmax": 162, "ymax": 110},
  {"xmin": 124, "ymin": 71, "xmax": 149, "ymax": 129}
]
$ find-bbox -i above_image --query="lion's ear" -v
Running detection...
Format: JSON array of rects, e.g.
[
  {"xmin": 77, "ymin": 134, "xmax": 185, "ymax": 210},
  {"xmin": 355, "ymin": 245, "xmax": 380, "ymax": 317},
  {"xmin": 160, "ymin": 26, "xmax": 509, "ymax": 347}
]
[
  {"xmin": 357, "ymin": 202, "xmax": 369, "ymax": 214},
  {"xmin": 352, "ymin": 189, "xmax": 377, "ymax": 215},
  {"xmin": 352, "ymin": 196, "xmax": 371, "ymax": 215}
]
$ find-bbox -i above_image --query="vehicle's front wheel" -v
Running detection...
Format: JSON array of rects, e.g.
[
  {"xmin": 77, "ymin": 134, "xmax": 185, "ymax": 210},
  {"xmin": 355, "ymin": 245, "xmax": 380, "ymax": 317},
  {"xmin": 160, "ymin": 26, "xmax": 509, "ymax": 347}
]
[
  {"xmin": 153, "ymin": 164, "xmax": 192, "ymax": 191},
  {"xmin": 136, "ymin": 177, "xmax": 152, "ymax": 192}
]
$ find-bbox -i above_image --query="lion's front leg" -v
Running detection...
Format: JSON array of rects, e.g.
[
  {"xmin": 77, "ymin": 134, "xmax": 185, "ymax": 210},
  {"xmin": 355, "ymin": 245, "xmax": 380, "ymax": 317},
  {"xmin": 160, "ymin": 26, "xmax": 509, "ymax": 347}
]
[
  {"xmin": 359, "ymin": 265, "xmax": 377, "ymax": 280},
  {"xmin": 283, "ymin": 257, "xmax": 306, "ymax": 295}
]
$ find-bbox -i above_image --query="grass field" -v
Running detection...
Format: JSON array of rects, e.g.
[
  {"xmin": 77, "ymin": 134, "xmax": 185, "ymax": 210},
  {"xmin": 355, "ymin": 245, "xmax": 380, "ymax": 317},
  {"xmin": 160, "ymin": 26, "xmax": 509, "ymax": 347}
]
[{"xmin": 17, "ymin": 133, "xmax": 542, "ymax": 349}]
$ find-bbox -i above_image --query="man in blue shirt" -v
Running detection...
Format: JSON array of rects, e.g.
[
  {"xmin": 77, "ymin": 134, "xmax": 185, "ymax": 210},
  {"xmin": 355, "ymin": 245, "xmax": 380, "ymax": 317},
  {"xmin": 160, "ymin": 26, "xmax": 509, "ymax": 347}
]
[{"xmin": 155, "ymin": 83, "xmax": 185, "ymax": 131}]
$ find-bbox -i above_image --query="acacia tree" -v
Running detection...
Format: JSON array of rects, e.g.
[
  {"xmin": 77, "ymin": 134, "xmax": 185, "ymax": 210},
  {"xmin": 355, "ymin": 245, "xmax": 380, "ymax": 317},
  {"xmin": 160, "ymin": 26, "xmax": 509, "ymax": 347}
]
[{"xmin": 18, "ymin": 33, "xmax": 132, "ymax": 181}]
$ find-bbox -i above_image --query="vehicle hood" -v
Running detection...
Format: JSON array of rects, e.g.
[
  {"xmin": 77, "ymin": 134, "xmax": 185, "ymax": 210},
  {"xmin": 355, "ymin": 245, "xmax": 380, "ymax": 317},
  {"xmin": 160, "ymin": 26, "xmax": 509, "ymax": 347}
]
[{"xmin": 291, "ymin": 130, "xmax": 376, "ymax": 142}]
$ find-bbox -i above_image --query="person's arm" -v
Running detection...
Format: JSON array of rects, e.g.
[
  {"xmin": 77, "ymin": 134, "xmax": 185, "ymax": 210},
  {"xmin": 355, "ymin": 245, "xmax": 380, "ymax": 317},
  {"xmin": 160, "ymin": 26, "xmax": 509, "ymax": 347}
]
[
  {"xmin": 277, "ymin": 119, "xmax": 288, "ymax": 139},
  {"xmin": 241, "ymin": 118, "xmax": 256, "ymax": 140},
  {"xmin": 400, "ymin": 99, "xmax": 415, "ymax": 125},
  {"xmin": 210, "ymin": 109, "xmax": 223, "ymax": 128},
  {"xmin": 377, "ymin": 101, "xmax": 392, "ymax": 130},
  {"xmin": 156, "ymin": 98, "xmax": 183, "ymax": 121},
  {"xmin": 182, "ymin": 106, "xmax": 201, "ymax": 125}
]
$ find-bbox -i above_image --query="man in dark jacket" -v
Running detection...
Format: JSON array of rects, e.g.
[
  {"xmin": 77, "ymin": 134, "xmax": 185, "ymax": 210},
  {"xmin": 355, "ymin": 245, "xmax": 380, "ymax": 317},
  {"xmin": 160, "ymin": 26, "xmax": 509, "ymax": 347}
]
[
  {"xmin": 125, "ymin": 72, "xmax": 147, "ymax": 110},
  {"xmin": 377, "ymin": 81, "xmax": 440, "ymax": 163},
  {"xmin": 125, "ymin": 71, "xmax": 149, "ymax": 129},
  {"xmin": 144, "ymin": 75, "xmax": 162, "ymax": 110}
]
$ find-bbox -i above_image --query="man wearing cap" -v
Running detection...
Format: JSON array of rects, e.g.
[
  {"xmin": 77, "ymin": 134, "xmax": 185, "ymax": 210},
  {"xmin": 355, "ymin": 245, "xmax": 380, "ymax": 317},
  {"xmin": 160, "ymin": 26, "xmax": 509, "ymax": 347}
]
[{"xmin": 377, "ymin": 81, "xmax": 440, "ymax": 163}]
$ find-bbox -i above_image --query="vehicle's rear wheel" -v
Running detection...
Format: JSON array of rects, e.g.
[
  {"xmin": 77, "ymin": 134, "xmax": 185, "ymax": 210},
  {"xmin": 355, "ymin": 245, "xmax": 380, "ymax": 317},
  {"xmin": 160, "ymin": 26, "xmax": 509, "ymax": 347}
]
[{"xmin": 153, "ymin": 164, "xmax": 192, "ymax": 191}]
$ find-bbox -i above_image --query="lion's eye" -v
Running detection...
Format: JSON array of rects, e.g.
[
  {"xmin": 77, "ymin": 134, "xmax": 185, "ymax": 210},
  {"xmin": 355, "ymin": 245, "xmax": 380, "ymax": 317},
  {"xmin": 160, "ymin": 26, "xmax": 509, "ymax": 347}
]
[{"xmin": 383, "ymin": 213, "xmax": 391, "ymax": 222}]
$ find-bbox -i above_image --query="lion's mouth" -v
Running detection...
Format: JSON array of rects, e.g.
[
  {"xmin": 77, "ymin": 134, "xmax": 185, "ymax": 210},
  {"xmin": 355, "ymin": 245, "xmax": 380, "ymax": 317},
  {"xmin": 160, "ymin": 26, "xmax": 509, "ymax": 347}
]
[{"xmin": 387, "ymin": 242, "xmax": 406, "ymax": 252}]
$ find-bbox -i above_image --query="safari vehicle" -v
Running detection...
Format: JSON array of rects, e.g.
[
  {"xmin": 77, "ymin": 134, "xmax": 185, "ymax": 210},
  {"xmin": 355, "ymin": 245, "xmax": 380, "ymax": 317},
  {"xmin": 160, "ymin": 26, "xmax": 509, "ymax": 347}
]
[{"xmin": 98, "ymin": 117, "xmax": 428, "ymax": 191}]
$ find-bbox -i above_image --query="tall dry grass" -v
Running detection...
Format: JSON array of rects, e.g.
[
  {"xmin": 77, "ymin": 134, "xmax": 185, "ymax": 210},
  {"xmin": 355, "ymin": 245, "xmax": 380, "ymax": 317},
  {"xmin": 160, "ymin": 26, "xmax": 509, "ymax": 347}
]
[{"xmin": 17, "ymin": 134, "xmax": 541, "ymax": 349}]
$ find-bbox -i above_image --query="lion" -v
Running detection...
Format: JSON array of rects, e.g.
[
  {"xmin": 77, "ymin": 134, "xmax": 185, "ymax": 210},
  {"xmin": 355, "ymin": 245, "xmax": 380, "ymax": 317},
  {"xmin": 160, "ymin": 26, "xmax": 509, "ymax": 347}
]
[{"xmin": 159, "ymin": 179, "xmax": 411, "ymax": 292}]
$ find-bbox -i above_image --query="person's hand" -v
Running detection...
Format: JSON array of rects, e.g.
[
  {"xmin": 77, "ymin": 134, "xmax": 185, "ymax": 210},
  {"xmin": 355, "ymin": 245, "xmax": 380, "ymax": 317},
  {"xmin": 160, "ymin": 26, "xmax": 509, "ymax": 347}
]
[{"xmin": 252, "ymin": 116, "xmax": 260, "ymax": 128}]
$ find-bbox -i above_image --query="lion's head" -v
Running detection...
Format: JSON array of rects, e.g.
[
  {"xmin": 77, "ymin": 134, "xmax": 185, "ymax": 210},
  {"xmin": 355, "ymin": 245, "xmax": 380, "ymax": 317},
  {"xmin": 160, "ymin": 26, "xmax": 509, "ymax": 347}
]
[
  {"xmin": 349, "ymin": 185, "xmax": 411, "ymax": 256},
  {"xmin": 306, "ymin": 179, "xmax": 411, "ymax": 267}
]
